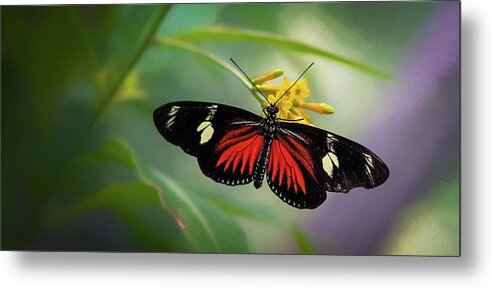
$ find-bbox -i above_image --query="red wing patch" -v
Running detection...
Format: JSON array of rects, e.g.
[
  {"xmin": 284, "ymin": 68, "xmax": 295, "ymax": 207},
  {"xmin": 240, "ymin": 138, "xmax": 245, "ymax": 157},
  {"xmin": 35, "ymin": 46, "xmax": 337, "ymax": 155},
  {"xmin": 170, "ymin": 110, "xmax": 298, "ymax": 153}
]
[
  {"xmin": 268, "ymin": 135, "xmax": 315, "ymax": 195},
  {"xmin": 215, "ymin": 126, "xmax": 264, "ymax": 175}
]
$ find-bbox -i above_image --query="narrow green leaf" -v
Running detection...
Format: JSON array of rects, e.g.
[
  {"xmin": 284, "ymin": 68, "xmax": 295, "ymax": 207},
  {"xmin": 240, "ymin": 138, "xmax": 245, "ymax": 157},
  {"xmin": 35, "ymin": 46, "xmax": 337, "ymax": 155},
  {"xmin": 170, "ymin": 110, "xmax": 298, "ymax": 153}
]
[
  {"xmin": 75, "ymin": 181, "xmax": 189, "ymax": 251},
  {"xmin": 81, "ymin": 138, "xmax": 250, "ymax": 253},
  {"xmin": 196, "ymin": 188, "xmax": 277, "ymax": 224},
  {"xmin": 90, "ymin": 5, "xmax": 172, "ymax": 127},
  {"xmin": 80, "ymin": 182, "xmax": 157, "ymax": 210},
  {"xmin": 154, "ymin": 38, "xmax": 266, "ymax": 104},
  {"xmin": 83, "ymin": 138, "xmax": 138, "ymax": 170},
  {"xmin": 144, "ymin": 168, "xmax": 250, "ymax": 253},
  {"xmin": 170, "ymin": 26, "xmax": 394, "ymax": 80}
]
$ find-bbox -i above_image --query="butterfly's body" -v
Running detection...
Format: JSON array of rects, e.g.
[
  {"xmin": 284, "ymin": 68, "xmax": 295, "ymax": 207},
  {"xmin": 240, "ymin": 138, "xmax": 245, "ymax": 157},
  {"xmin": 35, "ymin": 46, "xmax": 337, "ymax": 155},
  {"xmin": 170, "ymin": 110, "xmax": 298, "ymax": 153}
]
[
  {"xmin": 154, "ymin": 101, "xmax": 389, "ymax": 209},
  {"xmin": 253, "ymin": 106, "xmax": 278, "ymax": 189}
]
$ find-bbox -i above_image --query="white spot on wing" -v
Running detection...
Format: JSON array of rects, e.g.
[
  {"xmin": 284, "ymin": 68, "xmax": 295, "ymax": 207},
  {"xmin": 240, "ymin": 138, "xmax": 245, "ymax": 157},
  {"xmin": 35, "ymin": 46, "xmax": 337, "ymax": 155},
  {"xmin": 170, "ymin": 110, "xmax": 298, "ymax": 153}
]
[
  {"xmin": 205, "ymin": 105, "xmax": 218, "ymax": 121},
  {"xmin": 365, "ymin": 164, "xmax": 372, "ymax": 176},
  {"xmin": 197, "ymin": 121, "xmax": 214, "ymax": 144},
  {"xmin": 328, "ymin": 152, "xmax": 339, "ymax": 168},
  {"xmin": 322, "ymin": 154, "xmax": 334, "ymax": 177},
  {"xmin": 364, "ymin": 153, "xmax": 374, "ymax": 168},
  {"xmin": 197, "ymin": 121, "xmax": 211, "ymax": 132},
  {"xmin": 166, "ymin": 116, "xmax": 176, "ymax": 128},
  {"xmin": 168, "ymin": 106, "xmax": 180, "ymax": 116},
  {"xmin": 327, "ymin": 134, "xmax": 338, "ymax": 142}
]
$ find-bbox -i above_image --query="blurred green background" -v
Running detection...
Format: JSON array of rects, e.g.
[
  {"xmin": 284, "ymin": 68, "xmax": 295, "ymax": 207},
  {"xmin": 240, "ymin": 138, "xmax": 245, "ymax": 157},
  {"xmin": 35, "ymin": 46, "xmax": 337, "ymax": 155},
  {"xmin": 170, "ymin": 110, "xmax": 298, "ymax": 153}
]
[{"xmin": 1, "ymin": 2, "xmax": 459, "ymax": 255}]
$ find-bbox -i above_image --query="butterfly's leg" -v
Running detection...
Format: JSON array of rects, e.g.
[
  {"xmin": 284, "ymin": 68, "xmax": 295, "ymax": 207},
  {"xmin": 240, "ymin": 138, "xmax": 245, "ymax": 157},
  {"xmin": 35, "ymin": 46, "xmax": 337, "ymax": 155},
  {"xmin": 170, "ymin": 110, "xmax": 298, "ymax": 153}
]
[{"xmin": 277, "ymin": 118, "xmax": 304, "ymax": 122}]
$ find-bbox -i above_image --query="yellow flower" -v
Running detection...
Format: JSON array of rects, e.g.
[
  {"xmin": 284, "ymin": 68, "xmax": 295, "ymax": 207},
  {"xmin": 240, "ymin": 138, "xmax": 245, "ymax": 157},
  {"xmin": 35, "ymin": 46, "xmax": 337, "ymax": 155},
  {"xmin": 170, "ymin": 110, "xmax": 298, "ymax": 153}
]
[
  {"xmin": 253, "ymin": 68, "xmax": 335, "ymax": 126},
  {"xmin": 280, "ymin": 77, "xmax": 310, "ymax": 105},
  {"xmin": 265, "ymin": 91, "xmax": 292, "ymax": 119}
]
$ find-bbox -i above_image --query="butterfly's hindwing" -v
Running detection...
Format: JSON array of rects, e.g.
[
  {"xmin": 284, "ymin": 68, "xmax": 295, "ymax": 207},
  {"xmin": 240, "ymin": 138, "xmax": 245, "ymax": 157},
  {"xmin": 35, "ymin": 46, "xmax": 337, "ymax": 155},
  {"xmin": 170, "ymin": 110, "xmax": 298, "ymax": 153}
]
[
  {"xmin": 276, "ymin": 122, "xmax": 389, "ymax": 198},
  {"xmin": 153, "ymin": 101, "xmax": 264, "ymax": 186},
  {"xmin": 322, "ymin": 132, "xmax": 389, "ymax": 192}
]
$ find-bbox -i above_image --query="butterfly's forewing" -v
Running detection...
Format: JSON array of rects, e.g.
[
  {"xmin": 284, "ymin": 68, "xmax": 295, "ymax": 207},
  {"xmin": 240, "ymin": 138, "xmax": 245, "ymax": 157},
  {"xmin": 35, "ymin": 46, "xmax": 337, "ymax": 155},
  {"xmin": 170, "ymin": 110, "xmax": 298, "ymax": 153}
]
[
  {"xmin": 267, "ymin": 122, "xmax": 390, "ymax": 209},
  {"xmin": 153, "ymin": 101, "xmax": 264, "ymax": 185}
]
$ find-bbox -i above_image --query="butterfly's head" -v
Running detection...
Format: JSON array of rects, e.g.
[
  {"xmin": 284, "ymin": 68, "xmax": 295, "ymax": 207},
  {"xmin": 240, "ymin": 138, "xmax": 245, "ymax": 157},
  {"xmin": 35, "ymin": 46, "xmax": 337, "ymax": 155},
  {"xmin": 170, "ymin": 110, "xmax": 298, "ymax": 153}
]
[{"xmin": 266, "ymin": 105, "xmax": 279, "ymax": 116}]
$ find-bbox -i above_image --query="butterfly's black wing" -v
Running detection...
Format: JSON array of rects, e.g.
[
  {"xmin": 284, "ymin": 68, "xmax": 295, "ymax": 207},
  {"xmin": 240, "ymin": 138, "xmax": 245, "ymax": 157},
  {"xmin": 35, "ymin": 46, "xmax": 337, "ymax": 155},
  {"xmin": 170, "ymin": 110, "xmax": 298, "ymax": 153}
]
[
  {"xmin": 266, "ymin": 122, "xmax": 389, "ymax": 209},
  {"xmin": 153, "ymin": 101, "xmax": 265, "ymax": 186}
]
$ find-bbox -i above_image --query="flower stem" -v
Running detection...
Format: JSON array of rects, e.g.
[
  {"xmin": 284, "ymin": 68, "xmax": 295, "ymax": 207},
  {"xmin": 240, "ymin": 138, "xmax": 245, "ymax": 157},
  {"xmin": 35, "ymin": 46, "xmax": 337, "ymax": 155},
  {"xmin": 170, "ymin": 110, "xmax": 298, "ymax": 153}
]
[
  {"xmin": 153, "ymin": 37, "xmax": 266, "ymax": 105},
  {"xmin": 91, "ymin": 6, "xmax": 171, "ymax": 126}
]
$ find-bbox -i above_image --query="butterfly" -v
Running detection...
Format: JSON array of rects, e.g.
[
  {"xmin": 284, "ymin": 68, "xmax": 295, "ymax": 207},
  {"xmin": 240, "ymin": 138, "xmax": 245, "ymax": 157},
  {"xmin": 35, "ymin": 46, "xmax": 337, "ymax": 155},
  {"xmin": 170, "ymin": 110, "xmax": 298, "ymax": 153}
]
[{"xmin": 153, "ymin": 60, "xmax": 389, "ymax": 209}]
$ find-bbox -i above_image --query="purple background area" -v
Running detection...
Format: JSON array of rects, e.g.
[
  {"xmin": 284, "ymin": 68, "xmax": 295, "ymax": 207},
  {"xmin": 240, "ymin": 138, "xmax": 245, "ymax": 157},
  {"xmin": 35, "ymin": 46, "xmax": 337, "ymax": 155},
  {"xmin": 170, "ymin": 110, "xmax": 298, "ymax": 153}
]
[{"xmin": 308, "ymin": 4, "xmax": 460, "ymax": 254}]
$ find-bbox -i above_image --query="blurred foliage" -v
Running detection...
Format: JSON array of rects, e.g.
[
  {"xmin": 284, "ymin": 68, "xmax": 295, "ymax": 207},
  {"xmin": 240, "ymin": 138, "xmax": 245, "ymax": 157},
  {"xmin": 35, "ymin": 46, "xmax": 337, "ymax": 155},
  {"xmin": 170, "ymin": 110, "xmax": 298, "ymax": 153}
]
[
  {"xmin": 1, "ymin": 3, "xmax": 457, "ymax": 255},
  {"xmin": 2, "ymin": 5, "xmax": 174, "ymax": 250},
  {"xmin": 3, "ymin": 4, "xmax": 366, "ymax": 252},
  {"xmin": 380, "ymin": 175, "xmax": 459, "ymax": 256}
]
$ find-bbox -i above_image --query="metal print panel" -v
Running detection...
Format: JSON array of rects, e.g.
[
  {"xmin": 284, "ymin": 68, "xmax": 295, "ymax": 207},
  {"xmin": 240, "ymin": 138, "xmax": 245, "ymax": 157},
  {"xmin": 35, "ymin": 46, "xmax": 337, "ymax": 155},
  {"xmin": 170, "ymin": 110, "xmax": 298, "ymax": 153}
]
[{"xmin": 1, "ymin": 1, "xmax": 460, "ymax": 255}]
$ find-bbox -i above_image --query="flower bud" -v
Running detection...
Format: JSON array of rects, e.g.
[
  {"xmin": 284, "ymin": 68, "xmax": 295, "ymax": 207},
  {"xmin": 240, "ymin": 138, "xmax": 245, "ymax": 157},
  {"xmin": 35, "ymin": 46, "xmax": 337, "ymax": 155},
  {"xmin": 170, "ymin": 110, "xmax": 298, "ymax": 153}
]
[
  {"xmin": 252, "ymin": 69, "xmax": 284, "ymax": 84},
  {"xmin": 300, "ymin": 102, "xmax": 335, "ymax": 114}
]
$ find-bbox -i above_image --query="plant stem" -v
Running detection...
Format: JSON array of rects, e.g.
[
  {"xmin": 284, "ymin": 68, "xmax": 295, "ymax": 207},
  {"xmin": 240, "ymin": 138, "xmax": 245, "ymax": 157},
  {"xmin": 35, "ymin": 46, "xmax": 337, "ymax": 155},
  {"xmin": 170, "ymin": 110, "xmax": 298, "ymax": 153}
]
[
  {"xmin": 154, "ymin": 37, "xmax": 266, "ymax": 105},
  {"xmin": 61, "ymin": 6, "xmax": 172, "ymax": 184},
  {"xmin": 172, "ymin": 26, "xmax": 395, "ymax": 80},
  {"xmin": 91, "ymin": 6, "xmax": 171, "ymax": 126}
]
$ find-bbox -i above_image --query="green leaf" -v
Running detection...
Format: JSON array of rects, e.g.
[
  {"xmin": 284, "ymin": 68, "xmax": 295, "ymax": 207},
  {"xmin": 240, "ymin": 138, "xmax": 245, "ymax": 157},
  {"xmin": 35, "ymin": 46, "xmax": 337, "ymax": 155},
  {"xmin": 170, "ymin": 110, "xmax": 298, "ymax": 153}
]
[
  {"xmin": 169, "ymin": 26, "xmax": 394, "ymax": 80},
  {"xmin": 80, "ymin": 182, "xmax": 157, "ymax": 210},
  {"xmin": 91, "ymin": 6, "xmax": 172, "ymax": 125},
  {"xmin": 4, "ymin": 6, "xmax": 171, "ymax": 169},
  {"xmin": 2, "ymin": 6, "xmax": 172, "ymax": 139},
  {"xmin": 292, "ymin": 228, "xmax": 317, "ymax": 254},
  {"xmin": 2, "ymin": 6, "xmax": 173, "ymax": 249},
  {"xmin": 195, "ymin": 188, "xmax": 277, "ymax": 224},
  {"xmin": 144, "ymin": 168, "xmax": 250, "ymax": 253},
  {"xmin": 154, "ymin": 38, "xmax": 265, "ymax": 104},
  {"xmin": 83, "ymin": 138, "xmax": 139, "ymax": 170},
  {"xmin": 78, "ymin": 137, "xmax": 251, "ymax": 252},
  {"xmin": 75, "ymin": 182, "xmax": 190, "ymax": 251}
]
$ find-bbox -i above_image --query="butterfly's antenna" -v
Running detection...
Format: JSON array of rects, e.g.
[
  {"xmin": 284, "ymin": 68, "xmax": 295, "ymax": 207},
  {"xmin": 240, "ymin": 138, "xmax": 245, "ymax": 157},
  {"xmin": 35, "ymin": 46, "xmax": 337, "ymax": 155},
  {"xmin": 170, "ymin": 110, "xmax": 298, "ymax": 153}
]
[
  {"xmin": 274, "ymin": 62, "xmax": 314, "ymax": 105},
  {"xmin": 230, "ymin": 58, "xmax": 270, "ymax": 104}
]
